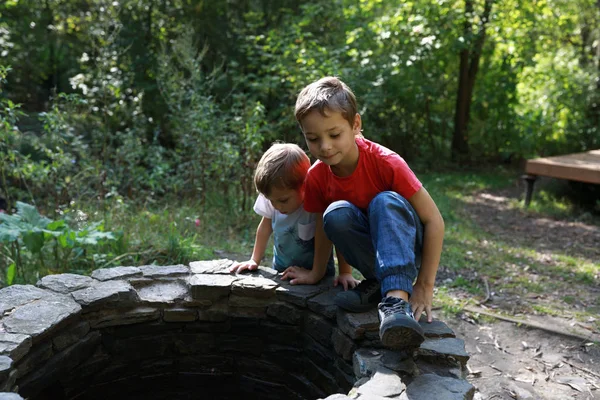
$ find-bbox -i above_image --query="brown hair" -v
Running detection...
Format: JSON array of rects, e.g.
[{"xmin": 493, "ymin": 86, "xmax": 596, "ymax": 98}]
[
  {"xmin": 254, "ymin": 143, "xmax": 311, "ymax": 195},
  {"xmin": 294, "ymin": 76, "xmax": 358, "ymax": 128}
]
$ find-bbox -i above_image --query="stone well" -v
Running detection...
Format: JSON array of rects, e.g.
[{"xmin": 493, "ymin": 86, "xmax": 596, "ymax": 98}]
[{"xmin": 0, "ymin": 259, "xmax": 475, "ymax": 400}]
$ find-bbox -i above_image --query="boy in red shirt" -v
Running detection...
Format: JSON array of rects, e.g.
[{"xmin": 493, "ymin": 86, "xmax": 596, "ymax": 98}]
[{"xmin": 281, "ymin": 77, "xmax": 445, "ymax": 349}]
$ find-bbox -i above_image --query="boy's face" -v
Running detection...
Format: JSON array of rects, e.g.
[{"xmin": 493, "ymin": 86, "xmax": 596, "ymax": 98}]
[
  {"xmin": 266, "ymin": 186, "xmax": 304, "ymax": 215},
  {"xmin": 301, "ymin": 109, "xmax": 361, "ymax": 176}
]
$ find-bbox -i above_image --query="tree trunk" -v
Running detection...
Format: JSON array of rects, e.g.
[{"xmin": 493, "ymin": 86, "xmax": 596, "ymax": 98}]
[
  {"xmin": 452, "ymin": 0, "xmax": 494, "ymax": 163},
  {"xmin": 453, "ymin": 47, "xmax": 471, "ymax": 161},
  {"xmin": 45, "ymin": 0, "xmax": 58, "ymax": 102}
]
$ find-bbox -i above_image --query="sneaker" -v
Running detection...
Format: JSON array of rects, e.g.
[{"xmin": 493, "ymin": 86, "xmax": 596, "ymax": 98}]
[
  {"xmin": 334, "ymin": 279, "xmax": 382, "ymax": 312},
  {"xmin": 378, "ymin": 296, "xmax": 425, "ymax": 349}
]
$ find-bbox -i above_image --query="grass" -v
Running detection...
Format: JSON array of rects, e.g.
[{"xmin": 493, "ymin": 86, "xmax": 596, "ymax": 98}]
[
  {"xmin": 99, "ymin": 199, "xmax": 264, "ymax": 267},
  {"xmin": 414, "ymin": 168, "xmax": 600, "ymax": 326},
  {"xmin": 6, "ymin": 166, "xmax": 599, "ymax": 330}
]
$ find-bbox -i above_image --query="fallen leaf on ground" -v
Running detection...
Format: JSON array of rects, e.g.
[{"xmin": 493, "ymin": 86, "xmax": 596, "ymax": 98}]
[{"xmin": 555, "ymin": 376, "xmax": 587, "ymax": 392}]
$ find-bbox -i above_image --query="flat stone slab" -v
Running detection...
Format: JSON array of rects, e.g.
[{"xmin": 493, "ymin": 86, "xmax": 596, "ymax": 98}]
[
  {"xmin": 337, "ymin": 309, "xmax": 379, "ymax": 340},
  {"xmin": 139, "ymin": 265, "xmax": 190, "ymax": 278},
  {"xmin": 275, "ymin": 277, "xmax": 335, "ymax": 307},
  {"xmin": 189, "ymin": 274, "xmax": 239, "ymax": 300},
  {"xmin": 0, "ymin": 356, "xmax": 12, "ymax": 381},
  {"xmin": 91, "ymin": 267, "xmax": 142, "ymax": 281},
  {"xmin": 254, "ymin": 267, "xmax": 278, "ymax": 279},
  {"xmin": 163, "ymin": 308, "xmax": 198, "ymax": 322},
  {"xmin": 231, "ymin": 276, "xmax": 278, "ymax": 298},
  {"xmin": 190, "ymin": 259, "xmax": 235, "ymax": 274},
  {"xmin": 71, "ymin": 281, "xmax": 138, "ymax": 308},
  {"xmin": 418, "ymin": 338, "xmax": 470, "ymax": 366},
  {"xmin": 52, "ymin": 321, "xmax": 90, "ymax": 351},
  {"xmin": 1, "ymin": 297, "xmax": 81, "ymax": 339},
  {"xmin": 354, "ymin": 348, "xmax": 416, "ymax": 378},
  {"xmin": 0, "ymin": 394, "xmax": 24, "ymax": 400},
  {"xmin": 380, "ymin": 349, "xmax": 418, "ymax": 375},
  {"xmin": 353, "ymin": 348, "xmax": 384, "ymax": 378},
  {"xmin": 356, "ymin": 367, "xmax": 406, "ymax": 397},
  {"xmin": 0, "ymin": 333, "xmax": 31, "ymax": 362},
  {"xmin": 266, "ymin": 302, "xmax": 303, "ymax": 325},
  {"xmin": 229, "ymin": 294, "xmax": 272, "ymax": 308},
  {"xmin": 404, "ymin": 374, "xmax": 475, "ymax": 399},
  {"xmin": 197, "ymin": 302, "xmax": 229, "ymax": 322},
  {"xmin": 305, "ymin": 314, "xmax": 334, "ymax": 346},
  {"xmin": 332, "ymin": 328, "xmax": 356, "ymax": 361},
  {"xmin": 419, "ymin": 318, "xmax": 456, "ymax": 338},
  {"xmin": 307, "ymin": 287, "xmax": 342, "ymax": 320},
  {"xmin": 36, "ymin": 274, "xmax": 95, "ymax": 294},
  {"xmin": 136, "ymin": 281, "xmax": 188, "ymax": 304},
  {"xmin": 0, "ymin": 286, "xmax": 56, "ymax": 315},
  {"xmin": 86, "ymin": 307, "xmax": 161, "ymax": 328}
]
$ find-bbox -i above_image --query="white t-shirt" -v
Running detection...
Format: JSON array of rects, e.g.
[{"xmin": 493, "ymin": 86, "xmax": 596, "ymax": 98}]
[{"xmin": 254, "ymin": 194, "xmax": 334, "ymax": 273}]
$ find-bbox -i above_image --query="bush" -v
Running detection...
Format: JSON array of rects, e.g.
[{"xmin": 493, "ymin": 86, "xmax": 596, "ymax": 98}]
[{"xmin": 0, "ymin": 202, "xmax": 119, "ymax": 285}]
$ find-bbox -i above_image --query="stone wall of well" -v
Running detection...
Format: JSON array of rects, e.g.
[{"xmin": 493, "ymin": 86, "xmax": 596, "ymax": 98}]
[{"xmin": 0, "ymin": 260, "xmax": 475, "ymax": 400}]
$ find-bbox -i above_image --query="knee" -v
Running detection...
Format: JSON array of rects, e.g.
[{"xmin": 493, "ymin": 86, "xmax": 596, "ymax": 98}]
[
  {"xmin": 368, "ymin": 191, "xmax": 418, "ymax": 224},
  {"xmin": 323, "ymin": 200, "xmax": 354, "ymax": 235},
  {"xmin": 369, "ymin": 191, "xmax": 407, "ymax": 211}
]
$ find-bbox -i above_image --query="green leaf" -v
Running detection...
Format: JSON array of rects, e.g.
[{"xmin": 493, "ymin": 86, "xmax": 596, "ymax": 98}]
[
  {"xmin": 0, "ymin": 223, "xmax": 20, "ymax": 243},
  {"xmin": 47, "ymin": 220, "xmax": 66, "ymax": 231},
  {"xmin": 0, "ymin": 203, "xmax": 54, "ymax": 245},
  {"xmin": 16, "ymin": 202, "xmax": 52, "ymax": 228},
  {"xmin": 58, "ymin": 231, "xmax": 77, "ymax": 248},
  {"xmin": 76, "ymin": 230, "xmax": 116, "ymax": 245},
  {"xmin": 23, "ymin": 231, "xmax": 45, "ymax": 254},
  {"xmin": 6, "ymin": 263, "xmax": 16, "ymax": 285}
]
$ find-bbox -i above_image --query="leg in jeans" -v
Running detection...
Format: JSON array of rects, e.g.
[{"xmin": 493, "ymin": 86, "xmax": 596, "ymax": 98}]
[
  {"xmin": 324, "ymin": 191, "xmax": 425, "ymax": 348},
  {"xmin": 322, "ymin": 200, "xmax": 377, "ymax": 280},
  {"xmin": 323, "ymin": 191, "xmax": 423, "ymax": 295},
  {"xmin": 368, "ymin": 191, "xmax": 423, "ymax": 297},
  {"xmin": 323, "ymin": 200, "xmax": 381, "ymax": 312}
]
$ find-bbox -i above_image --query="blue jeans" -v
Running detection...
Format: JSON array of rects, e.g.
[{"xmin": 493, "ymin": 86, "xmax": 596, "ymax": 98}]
[{"xmin": 323, "ymin": 191, "xmax": 423, "ymax": 296}]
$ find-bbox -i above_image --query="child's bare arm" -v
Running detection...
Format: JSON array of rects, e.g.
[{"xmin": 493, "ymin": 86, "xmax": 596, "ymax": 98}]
[
  {"xmin": 281, "ymin": 213, "xmax": 330, "ymax": 284},
  {"xmin": 230, "ymin": 217, "xmax": 273, "ymax": 273},
  {"xmin": 408, "ymin": 187, "xmax": 445, "ymax": 322}
]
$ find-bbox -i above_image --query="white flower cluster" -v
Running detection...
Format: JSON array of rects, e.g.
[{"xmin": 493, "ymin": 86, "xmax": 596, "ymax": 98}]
[{"xmin": 0, "ymin": 27, "xmax": 14, "ymax": 57}]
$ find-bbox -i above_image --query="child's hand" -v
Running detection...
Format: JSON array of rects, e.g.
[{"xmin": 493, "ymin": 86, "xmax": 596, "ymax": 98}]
[
  {"xmin": 281, "ymin": 266, "xmax": 319, "ymax": 285},
  {"xmin": 410, "ymin": 281, "xmax": 434, "ymax": 322},
  {"xmin": 334, "ymin": 273, "xmax": 360, "ymax": 291},
  {"xmin": 230, "ymin": 260, "xmax": 259, "ymax": 274}
]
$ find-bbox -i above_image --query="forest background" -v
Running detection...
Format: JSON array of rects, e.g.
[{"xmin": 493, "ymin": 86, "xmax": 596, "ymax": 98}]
[{"xmin": 0, "ymin": 0, "xmax": 599, "ymax": 289}]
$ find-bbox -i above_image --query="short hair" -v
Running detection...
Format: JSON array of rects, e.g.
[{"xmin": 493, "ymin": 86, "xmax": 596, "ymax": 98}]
[
  {"xmin": 295, "ymin": 76, "xmax": 358, "ymax": 128},
  {"xmin": 254, "ymin": 143, "xmax": 311, "ymax": 195}
]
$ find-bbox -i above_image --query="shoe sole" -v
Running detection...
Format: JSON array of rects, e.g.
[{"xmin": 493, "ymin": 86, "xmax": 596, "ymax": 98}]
[{"xmin": 380, "ymin": 322, "xmax": 425, "ymax": 349}]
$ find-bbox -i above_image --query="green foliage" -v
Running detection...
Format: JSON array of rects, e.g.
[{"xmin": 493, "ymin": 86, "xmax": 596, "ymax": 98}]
[
  {"xmin": 0, "ymin": 0, "xmax": 599, "ymax": 287},
  {"xmin": 155, "ymin": 27, "xmax": 269, "ymax": 205},
  {"xmin": 0, "ymin": 0, "xmax": 598, "ymax": 206},
  {"xmin": 0, "ymin": 202, "xmax": 118, "ymax": 285}
]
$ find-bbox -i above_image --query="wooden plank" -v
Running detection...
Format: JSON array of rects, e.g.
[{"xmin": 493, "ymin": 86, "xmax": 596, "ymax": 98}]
[{"xmin": 525, "ymin": 150, "xmax": 600, "ymax": 184}]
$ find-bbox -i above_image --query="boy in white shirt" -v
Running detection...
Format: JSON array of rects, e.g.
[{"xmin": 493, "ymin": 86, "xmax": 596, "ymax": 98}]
[{"xmin": 231, "ymin": 143, "xmax": 359, "ymax": 291}]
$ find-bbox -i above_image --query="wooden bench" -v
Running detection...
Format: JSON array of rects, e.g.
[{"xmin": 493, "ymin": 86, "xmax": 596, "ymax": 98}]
[{"xmin": 523, "ymin": 150, "xmax": 600, "ymax": 206}]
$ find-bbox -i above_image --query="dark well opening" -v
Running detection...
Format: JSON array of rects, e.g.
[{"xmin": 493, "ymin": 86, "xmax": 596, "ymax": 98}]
[{"xmin": 28, "ymin": 319, "xmax": 344, "ymax": 400}]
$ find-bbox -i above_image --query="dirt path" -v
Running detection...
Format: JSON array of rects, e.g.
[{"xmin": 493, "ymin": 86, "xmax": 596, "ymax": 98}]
[
  {"xmin": 448, "ymin": 184, "xmax": 600, "ymax": 399},
  {"xmin": 446, "ymin": 315, "xmax": 600, "ymax": 399}
]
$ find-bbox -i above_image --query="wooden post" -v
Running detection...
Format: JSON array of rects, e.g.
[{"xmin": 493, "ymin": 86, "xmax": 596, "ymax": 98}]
[{"xmin": 522, "ymin": 174, "xmax": 537, "ymax": 207}]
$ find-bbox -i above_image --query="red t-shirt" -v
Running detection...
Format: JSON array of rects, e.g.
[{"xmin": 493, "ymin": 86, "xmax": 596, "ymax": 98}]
[{"xmin": 304, "ymin": 137, "xmax": 422, "ymax": 213}]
